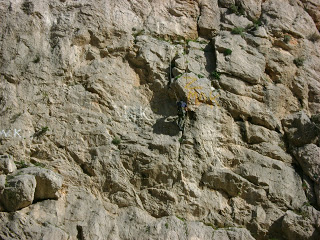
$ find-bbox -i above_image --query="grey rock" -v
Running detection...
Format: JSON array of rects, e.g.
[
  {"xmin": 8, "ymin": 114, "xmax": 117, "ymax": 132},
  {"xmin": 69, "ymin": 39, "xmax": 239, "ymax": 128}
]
[
  {"xmin": 198, "ymin": 0, "xmax": 220, "ymax": 37},
  {"xmin": 223, "ymin": 13, "xmax": 252, "ymax": 29},
  {"xmin": 18, "ymin": 167, "xmax": 63, "ymax": 200},
  {"xmin": 0, "ymin": 0, "xmax": 320, "ymax": 239},
  {"xmin": 239, "ymin": 0, "xmax": 263, "ymax": 19},
  {"xmin": 294, "ymin": 144, "xmax": 320, "ymax": 183},
  {"xmin": 0, "ymin": 175, "xmax": 5, "ymax": 191},
  {"xmin": 0, "ymin": 155, "xmax": 17, "ymax": 174},
  {"xmin": 283, "ymin": 111, "xmax": 318, "ymax": 147},
  {"xmin": 0, "ymin": 174, "xmax": 36, "ymax": 212},
  {"xmin": 262, "ymin": 0, "xmax": 318, "ymax": 38},
  {"xmin": 215, "ymin": 31, "xmax": 266, "ymax": 84},
  {"xmin": 282, "ymin": 210, "xmax": 319, "ymax": 240}
]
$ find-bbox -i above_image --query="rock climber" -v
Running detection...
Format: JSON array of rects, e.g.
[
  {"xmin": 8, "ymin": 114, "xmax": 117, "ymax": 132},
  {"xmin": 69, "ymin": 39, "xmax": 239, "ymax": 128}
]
[{"xmin": 177, "ymin": 100, "xmax": 188, "ymax": 131}]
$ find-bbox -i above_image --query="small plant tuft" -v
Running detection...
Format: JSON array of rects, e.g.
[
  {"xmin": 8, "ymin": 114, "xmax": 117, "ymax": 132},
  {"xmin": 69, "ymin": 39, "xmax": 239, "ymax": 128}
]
[
  {"xmin": 165, "ymin": 223, "xmax": 169, "ymax": 229},
  {"xmin": 176, "ymin": 216, "xmax": 186, "ymax": 222},
  {"xmin": 224, "ymin": 49, "xmax": 232, "ymax": 56},
  {"xmin": 15, "ymin": 160, "xmax": 29, "ymax": 169},
  {"xmin": 33, "ymin": 162, "xmax": 46, "ymax": 168},
  {"xmin": 283, "ymin": 35, "xmax": 291, "ymax": 43},
  {"xmin": 229, "ymin": 4, "xmax": 245, "ymax": 15},
  {"xmin": 210, "ymin": 71, "xmax": 220, "ymax": 80},
  {"xmin": 197, "ymin": 74, "xmax": 204, "ymax": 78},
  {"xmin": 33, "ymin": 56, "xmax": 40, "ymax": 63},
  {"xmin": 33, "ymin": 126, "xmax": 49, "ymax": 138},
  {"xmin": 231, "ymin": 27, "xmax": 245, "ymax": 36},
  {"xmin": 247, "ymin": 19, "xmax": 262, "ymax": 31},
  {"xmin": 112, "ymin": 137, "xmax": 121, "ymax": 145},
  {"xmin": 302, "ymin": 182, "xmax": 308, "ymax": 190},
  {"xmin": 303, "ymin": 201, "xmax": 311, "ymax": 207},
  {"xmin": 174, "ymin": 74, "xmax": 182, "ymax": 80},
  {"xmin": 294, "ymin": 57, "xmax": 305, "ymax": 67}
]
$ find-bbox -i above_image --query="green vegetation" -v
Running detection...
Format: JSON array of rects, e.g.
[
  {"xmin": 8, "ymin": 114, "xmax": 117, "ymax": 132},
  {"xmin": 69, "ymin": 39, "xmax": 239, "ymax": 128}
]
[
  {"xmin": 303, "ymin": 201, "xmax": 311, "ymax": 207},
  {"xmin": 132, "ymin": 29, "xmax": 145, "ymax": 43},
  {"xmin": 176, "ymin": 216, "xmax": 186, "ymax": 222},
  {"xmin": 145, "ymin": 225, "xmax": 150, "ymax": 233},
  {"xmin": 253, "ymin": 19, "xmax": 262, "ymax": 26},
  {"xmin": 15, "ymin": 160, "xmax": 29, "ymax": 169},
  {"xmin": 210, "ymin": 71, "xmax": 220, "ymax": 80},
  {"xmin": 294, "ymin": 209, "xmax": 309, "ymax": 219},
  {"xmin": 197, "ymin": 74, "xmax": 204, "ymax": 78},
  {"xmin": 203, "ymin": 222, "xmax": 218, "ymax": 230},
  {"xmin": 165, "ymin": 223, "xmax": 169, "ymax": 229},
  {"xmin": 132, "ymin": 29, "xmax": 144, "ymax": 38},
  {"xmin": 112, "ymin": 137, "xmax": 121, "ymax": 145},
  {"xmin": 33, "ymin": 162, "xmax": 46, "ymax": 168},
  {"xmin": 33, "ymin": 56, "xmax": 40, "ymax": 63},
  {"xmin": 33, "ymin": 126, "xmax": 49, "ymax": 138},
  {"xmin": 246, "ymin": 19, "xmax": 262, "ymax": 32},
  {"xmin": 229, "ymin": 4, "xmax": 245, "ymax": 15},
  {"xmin": 283, "ymin": 35, "xmax": 291, "ymax": 43},
  {"xmin": 224, "ymin": 49, "xmax": 232, "ymax": 56},
  {"xmin": 174, "ymin": 74, "xmax": 182, "ymax": 80},
  {"xmin": 231, "ymin": 27, "xmax": 245, "ymax": 36},
  {"xmin": 302, "ymin": 182, "xmax": 307, "ymax": 190},
  {"xmin": 293, "ymin": 57, "xmax": 305, "ymax": 67}
]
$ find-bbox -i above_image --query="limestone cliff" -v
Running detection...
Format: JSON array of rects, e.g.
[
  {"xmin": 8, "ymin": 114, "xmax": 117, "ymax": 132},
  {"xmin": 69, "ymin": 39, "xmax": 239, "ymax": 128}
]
[{"xmin": 0, "ymin": 0, "xmax": 320, "ymax": 239}]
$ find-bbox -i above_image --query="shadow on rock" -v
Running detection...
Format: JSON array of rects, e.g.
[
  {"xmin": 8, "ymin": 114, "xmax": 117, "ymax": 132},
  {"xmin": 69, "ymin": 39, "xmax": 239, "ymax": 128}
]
[{"xmin": 152, "ymin": 117, "xmax": 180, "ymax": 136}]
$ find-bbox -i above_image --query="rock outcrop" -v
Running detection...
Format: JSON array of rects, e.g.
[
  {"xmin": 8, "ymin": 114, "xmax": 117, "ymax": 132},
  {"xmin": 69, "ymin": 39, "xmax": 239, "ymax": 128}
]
[{"xmin": 0, "ymin": 0, "xmax": 319, "ymax": 239}]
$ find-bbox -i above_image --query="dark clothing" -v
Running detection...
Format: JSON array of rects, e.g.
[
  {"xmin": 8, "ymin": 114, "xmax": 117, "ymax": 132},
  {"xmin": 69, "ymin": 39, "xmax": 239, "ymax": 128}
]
[
  {"xmin": 177, "ymin": 101, "xmax": 187, "ymax": 116},
  {"xmin": 177, "ymin": 101, "xmax": 187, "ymax": 130},
  {"xmin": 177, "ymin": 101, "xmax": 187, "ymax": 108}
]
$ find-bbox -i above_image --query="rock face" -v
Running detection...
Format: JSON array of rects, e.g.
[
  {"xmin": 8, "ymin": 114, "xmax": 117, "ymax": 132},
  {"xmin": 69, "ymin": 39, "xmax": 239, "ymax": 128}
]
[
  {"xmin": 0, "ymin": 0, "xmax": 320, "ymax": 239},
  {"xmin": 18, "ymin": 167, "xmax": 63, "ymax": 200},
  {"xmin": 0, "ymin": 174, "xmax": 36, "ymax": 212}
]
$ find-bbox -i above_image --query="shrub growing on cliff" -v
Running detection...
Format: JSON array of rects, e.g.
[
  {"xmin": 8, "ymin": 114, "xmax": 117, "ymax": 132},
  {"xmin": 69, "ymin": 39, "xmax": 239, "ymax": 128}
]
[
  {"xmin": 293, "ymin": 57, "xmax": 305, "ymax": 67},
  {"xmin": 224, "ymin": 49, "xmax": 232, "ymax": 56},
  {"xmin": 210, "ymin": 71, "xmax": 220, "ymax": 80},
  {"xmin": 246, "ymin": 19, "xmax": 262, "ymax": 32},
  {"xmin": 112, "ymin": 137, "xmax": 121, "ymax": 145},
  {"xmin": 231, "ymin": 27, "xmax": 245, "ymax": 36},
  {"xmin": 229, "ymin": 4, "xmax": 245, "ymax": 15},
  {"xmin": 283, "ymin": 35, "xmax": 291, "ymax": 43},
  {"xmin": 14, "ymin": 160, "xmax": 29, "ymax": 169}
]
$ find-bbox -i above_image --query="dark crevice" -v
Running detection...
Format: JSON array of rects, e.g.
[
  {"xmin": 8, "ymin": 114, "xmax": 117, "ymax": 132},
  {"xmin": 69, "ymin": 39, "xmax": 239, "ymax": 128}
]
[{"xmin": 76, "ymin": 225, "xmax": 85, "ymax": 240}]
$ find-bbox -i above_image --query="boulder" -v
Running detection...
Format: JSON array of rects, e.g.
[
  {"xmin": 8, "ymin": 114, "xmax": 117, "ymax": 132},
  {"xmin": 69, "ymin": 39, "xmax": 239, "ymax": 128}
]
[
  {"xmin": 282, "ymin": 210, "xmax": 318, "ymax": 240},
  {"xmin": 18, "ymin": 167, "xmax": 63, "ymax": 200},
  {"xmin": 0, "ymin": 174, "xmax": 36, "ymax": 212},
  {"xmin": 294, "ymin": 144, "xmax": 320, "ymax": 183},
  {"xmin": 282, "ymin": 111, "xmax": 318, "ymax": 147}
]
